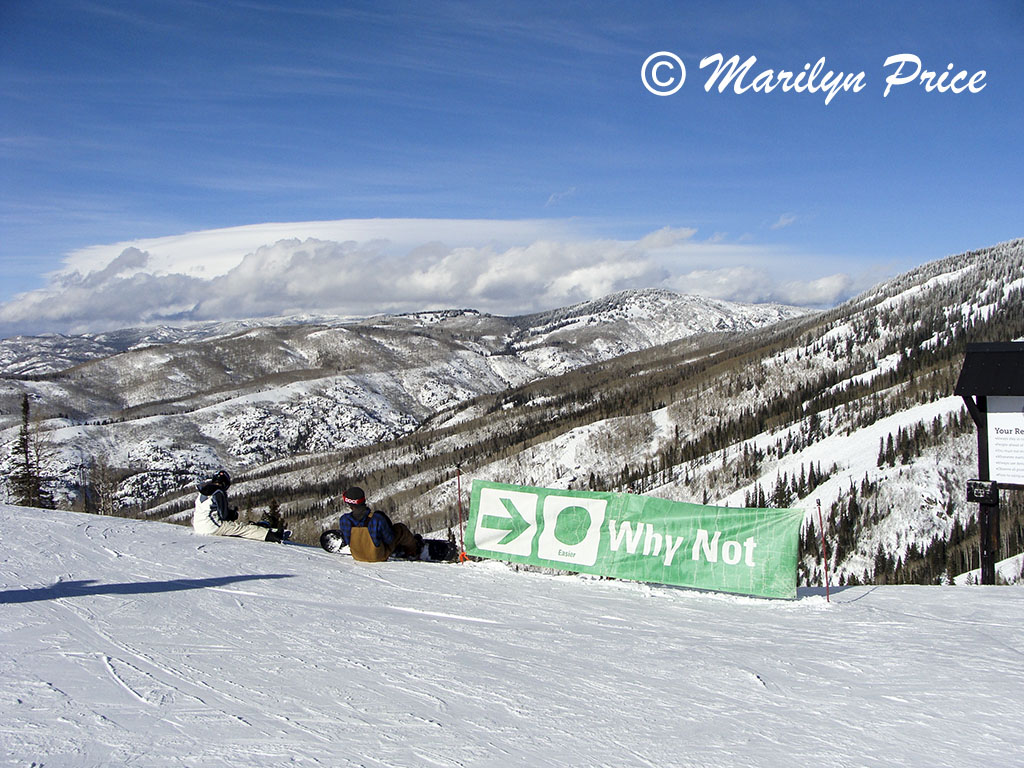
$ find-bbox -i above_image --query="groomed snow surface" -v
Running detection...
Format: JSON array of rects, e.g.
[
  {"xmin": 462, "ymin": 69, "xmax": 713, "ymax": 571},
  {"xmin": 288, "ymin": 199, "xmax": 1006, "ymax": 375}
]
[{"xmin": 2, "ymin": 507, "xmax": 1022, "ymax": 768}]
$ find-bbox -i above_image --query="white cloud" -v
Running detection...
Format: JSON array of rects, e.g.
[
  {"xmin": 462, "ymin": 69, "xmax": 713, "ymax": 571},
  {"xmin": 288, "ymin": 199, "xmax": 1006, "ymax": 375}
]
[
  {"xmin": 777, "ymin": 273, "xmax": 855, "ymax": 305},
  {"xmin": 634, "ymin": 226, "xmax": 697, "ymax": 250},
  {"xmin": 771, "ymin": 213, "xmax": 798, "ymax": 230},
  {"xmin": 0, "ymin": 219, "xmax": 856, "ymax": 337},
  {"xmin": 668, "ymin": 266, "xmax": 853, "ymax": 306},
  {"xmin": 545, "ymin": 186, "xmax": 577, "ymax": 207},
  {"xmin": 55, "ymin": 219, "xmax": 574, "ymax": 280}
]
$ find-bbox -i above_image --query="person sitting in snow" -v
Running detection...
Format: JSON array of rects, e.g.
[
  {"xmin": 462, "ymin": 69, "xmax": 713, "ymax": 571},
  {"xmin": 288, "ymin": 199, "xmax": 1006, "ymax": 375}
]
[
  {"xmin": 193, "ymin": 469, "xmax": 290, "ymax": 543},
  {"xmin": 336, "ymin": 486, "xmax": 421, "ymax": 562}
]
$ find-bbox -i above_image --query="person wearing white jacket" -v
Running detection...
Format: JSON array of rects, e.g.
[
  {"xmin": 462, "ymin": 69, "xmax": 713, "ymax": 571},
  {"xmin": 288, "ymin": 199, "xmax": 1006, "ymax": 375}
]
[{"xmin": 193, "ymin": 470, "xmax": 289, "ymax": 542}]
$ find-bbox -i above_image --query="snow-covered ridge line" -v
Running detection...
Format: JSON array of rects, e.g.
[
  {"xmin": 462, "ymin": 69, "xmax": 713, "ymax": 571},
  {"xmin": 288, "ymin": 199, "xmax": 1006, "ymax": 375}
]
[
  {"xmin": 0, "ymin": 288, "xmax": 808, "ymax": 507},
  {"xmin": 0, "ymin": 288, "xmax": 807, "ymax": 377}
]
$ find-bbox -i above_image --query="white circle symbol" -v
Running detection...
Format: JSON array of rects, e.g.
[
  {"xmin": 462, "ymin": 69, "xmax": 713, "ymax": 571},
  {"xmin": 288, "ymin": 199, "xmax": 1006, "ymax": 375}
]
[{"xmin": 642, "ymin": 51, "xmax": 686, "ymax": 96}]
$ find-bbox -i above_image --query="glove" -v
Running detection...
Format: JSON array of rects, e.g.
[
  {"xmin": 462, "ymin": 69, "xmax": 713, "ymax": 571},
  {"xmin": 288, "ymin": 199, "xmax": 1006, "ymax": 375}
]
[{"xmin": 222, "ymin": 506, "xmax": 239, "ymax": 522}]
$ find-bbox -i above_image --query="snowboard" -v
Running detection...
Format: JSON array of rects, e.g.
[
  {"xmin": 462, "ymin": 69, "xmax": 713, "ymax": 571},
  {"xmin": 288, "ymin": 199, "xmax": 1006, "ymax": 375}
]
[
  {"xmin": 320, "ymin": 529, "xmax": 346, "ymax": 554},
  {"xmin": 319, "ymin": 530, "xmax": 458, "ymax": 562}
]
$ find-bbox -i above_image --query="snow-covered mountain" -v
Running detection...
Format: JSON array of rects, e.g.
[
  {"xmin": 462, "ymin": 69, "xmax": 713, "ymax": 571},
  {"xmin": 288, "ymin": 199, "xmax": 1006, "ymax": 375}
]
[
  {"xmin": 0, "ymin": 290, "xmax": 802, "ymax": 378},
  {"xmin": 132, "ymin": 239, "xmax": 1024, "ymax": 589},
  {"xmin": 0, "ymin": 289, "xmax": 807, "ymax": 507},
  {"xmin": 3, "ymin": 504, "xmax": 1023, "ymax": 767},
  {"xmin": 5, "ymin": 239, "xmax": 1024, "ymax": 588}
]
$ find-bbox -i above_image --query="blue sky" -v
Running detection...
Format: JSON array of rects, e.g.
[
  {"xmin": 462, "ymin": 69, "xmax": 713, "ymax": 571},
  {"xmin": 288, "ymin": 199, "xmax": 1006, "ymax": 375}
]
[{"xmin": 1, "ymin": 1, "xmax": 1022, "ymax": 334}]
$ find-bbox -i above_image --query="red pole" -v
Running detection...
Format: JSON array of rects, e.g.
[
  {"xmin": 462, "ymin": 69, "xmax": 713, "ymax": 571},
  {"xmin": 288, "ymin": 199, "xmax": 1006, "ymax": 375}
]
[
  {"xmin": 817, "ymin": 498, "xmax": 830, "ymax": 602},
  {"xmin": 456, "ymin": 465, "xmax": 468, "ymax": 562}
]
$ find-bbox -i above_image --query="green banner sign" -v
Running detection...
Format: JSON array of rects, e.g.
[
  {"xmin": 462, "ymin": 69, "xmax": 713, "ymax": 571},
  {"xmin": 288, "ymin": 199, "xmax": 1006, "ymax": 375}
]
[{"xmin": 467, "ymin": 480, "xmax": 805, "ymax": 599}]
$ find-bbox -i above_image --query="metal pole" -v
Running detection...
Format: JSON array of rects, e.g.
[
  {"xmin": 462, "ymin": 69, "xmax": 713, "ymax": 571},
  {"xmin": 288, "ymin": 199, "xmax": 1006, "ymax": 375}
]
[
  {"xmin": 816, "ymin": 499, "xmax": 830, "ymax": 602},
  {"xmin": 456, "ymin": 464, "xmax": 468, "ymax": 562},
  {"xmin": 966, "ymin": 395, "xmax": 999, "ymax": 585},
  {"xmin": 979, "ymin": 497, "xmax": 1000, "ymax": 585}
]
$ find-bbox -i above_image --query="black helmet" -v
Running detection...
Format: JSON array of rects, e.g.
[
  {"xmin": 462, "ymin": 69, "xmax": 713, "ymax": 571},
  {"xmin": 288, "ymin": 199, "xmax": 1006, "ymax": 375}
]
[
  {"xmin": 212, "ymin": 469, "xmax": 232, "ymax": 489},
  {"xmin": 342, "ymin": 486, "xmax": 365, "ymax": 506}
]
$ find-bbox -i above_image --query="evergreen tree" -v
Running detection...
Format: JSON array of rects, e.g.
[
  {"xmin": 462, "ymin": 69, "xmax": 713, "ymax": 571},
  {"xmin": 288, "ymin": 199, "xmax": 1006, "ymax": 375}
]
[
  {"xmin": 10, "ymin": 394, "xmax": 52, "ymax": 508},
  {"xmin": 262, "ymin": 498, "xmax": 285, "ymax": 528},
  {"xmin": 771, "ymin": 472, "xmax": 793, "ymax": 508}
]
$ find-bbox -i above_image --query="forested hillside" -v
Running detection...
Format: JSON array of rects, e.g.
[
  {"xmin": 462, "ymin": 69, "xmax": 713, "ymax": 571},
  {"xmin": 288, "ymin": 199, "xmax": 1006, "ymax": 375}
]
[{"xmin": 6, "ymin": 240, "xmax": 1024, "ymax": 586}]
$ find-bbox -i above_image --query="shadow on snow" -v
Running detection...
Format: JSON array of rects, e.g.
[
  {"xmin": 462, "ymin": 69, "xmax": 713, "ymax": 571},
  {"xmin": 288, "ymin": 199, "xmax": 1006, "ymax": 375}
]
[{"xmin": 0, "ymin": 574, "xmax": 294, "ymax": 604}]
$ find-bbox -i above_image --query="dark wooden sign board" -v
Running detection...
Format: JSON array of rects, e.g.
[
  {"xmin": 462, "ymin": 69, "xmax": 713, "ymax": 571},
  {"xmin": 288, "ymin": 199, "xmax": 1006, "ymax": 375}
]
[{"xmin": 954, "ymin": 342, "xmax": 1024, "ymax": 584}]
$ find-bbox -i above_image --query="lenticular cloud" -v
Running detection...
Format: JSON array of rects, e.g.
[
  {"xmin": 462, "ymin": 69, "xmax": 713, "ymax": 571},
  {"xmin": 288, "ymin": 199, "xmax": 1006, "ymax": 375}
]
[{"xmin": 0, "ymin": 220, "xmax": 851, "ymax": 336}]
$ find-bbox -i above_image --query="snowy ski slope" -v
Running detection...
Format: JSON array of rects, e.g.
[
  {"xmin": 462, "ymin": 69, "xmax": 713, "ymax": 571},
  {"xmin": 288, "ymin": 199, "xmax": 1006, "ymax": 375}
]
[{"xmin": 2, "ymin": 505, "xmax": 1022, "ymax": 767}]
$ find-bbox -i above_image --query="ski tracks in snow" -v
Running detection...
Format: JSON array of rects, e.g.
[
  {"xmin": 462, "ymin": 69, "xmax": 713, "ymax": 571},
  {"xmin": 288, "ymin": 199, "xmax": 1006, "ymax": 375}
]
[
  {"xmin": 12, "ymin": 594, "xmax": 332, "ymax": 765},
  {"xmin": 4, "ymin": 507, "xmax": 1024, "ymax": 767}
]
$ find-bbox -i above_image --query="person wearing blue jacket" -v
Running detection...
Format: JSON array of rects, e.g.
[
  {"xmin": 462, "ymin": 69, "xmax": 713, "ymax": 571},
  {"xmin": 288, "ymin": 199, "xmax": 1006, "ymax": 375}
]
[{"xmin": 337, "ymin": 486, "xmax": 421, "ymax": 562}]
